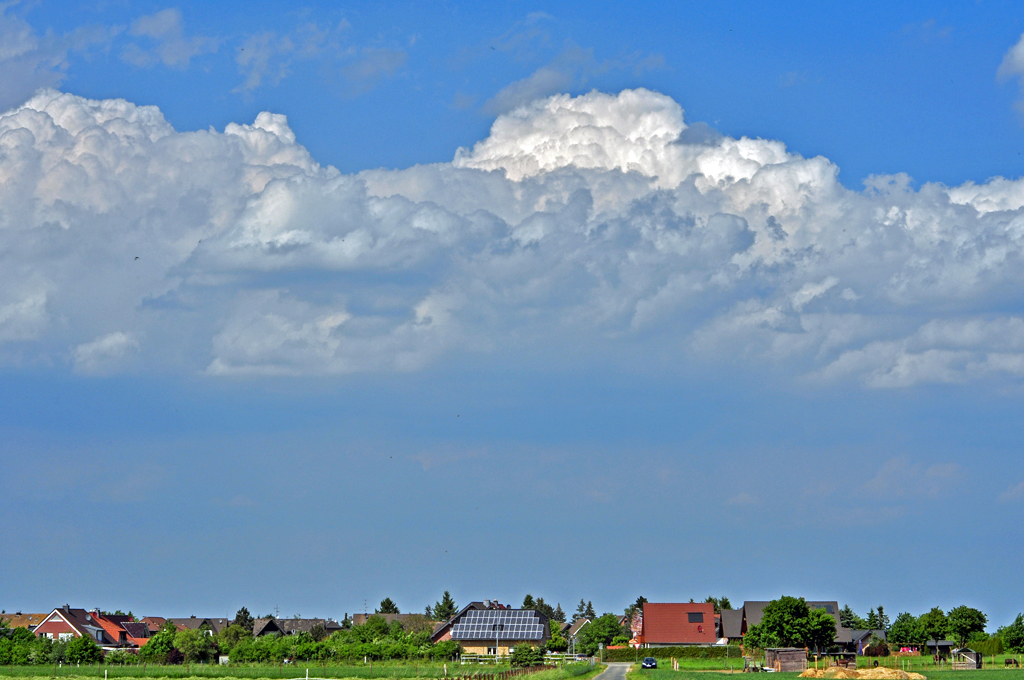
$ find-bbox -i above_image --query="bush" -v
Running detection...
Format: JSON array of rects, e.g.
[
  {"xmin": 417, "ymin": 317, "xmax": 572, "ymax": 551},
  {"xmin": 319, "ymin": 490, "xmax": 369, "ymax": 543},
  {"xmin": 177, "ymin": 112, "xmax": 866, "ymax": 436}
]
[
  {"xmin": 431, "ymin": 640, "xmax": 461, "ymax": 660},
  {"xmin": 863, "ymin": 636, "xmax": 890, "ymax": 657},
  {"xmin": 104, "ymin": 649, "xmax": 138, "ymax": 666},
  {"xmin": 510, "ymin": 644, "xmax": 545, "ymax": 668},
  {"xmin": 66, "ymin": 635, "xmax": 102, "ymax": 664}
]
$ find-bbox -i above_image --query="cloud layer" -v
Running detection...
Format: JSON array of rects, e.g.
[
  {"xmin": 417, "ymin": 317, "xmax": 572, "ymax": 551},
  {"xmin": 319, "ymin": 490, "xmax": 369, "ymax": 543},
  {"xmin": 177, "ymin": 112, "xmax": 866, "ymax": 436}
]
[{"xmin": 3, "ymin": 87, "xmax": 1024, "ymax": 384}]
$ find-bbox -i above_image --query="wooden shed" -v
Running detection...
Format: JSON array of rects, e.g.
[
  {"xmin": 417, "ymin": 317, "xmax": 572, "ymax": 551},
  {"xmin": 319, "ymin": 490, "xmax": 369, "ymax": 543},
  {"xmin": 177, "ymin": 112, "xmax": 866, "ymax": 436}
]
[
  {"xmin": 953, "ymin": 648, "xmax": 982, "ymax": 670},
  {"xmin": 765, "ymin": 648, "xmax": 808, "ymax": 672}
]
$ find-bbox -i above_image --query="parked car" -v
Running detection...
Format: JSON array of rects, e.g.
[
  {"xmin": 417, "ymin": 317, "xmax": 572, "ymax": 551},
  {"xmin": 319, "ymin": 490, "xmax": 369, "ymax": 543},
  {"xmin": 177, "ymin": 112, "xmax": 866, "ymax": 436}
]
[{"xmin": 642, "ymin": 657, "xmax": 657, "ymax": 669}]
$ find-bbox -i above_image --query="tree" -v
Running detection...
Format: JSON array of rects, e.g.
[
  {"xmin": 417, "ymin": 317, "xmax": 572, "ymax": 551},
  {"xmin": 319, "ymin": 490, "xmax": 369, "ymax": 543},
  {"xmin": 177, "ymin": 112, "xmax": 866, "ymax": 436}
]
[
  {"xmin": 140, "ymin": 622, "xmax": 179, "ymax": 663},
  {"xmin": 233, "ymin": 607, "xmax": 255, "ymax": 633},
  {"xmin": 584, "ymin": 601, "xmax": 596, "ymax": 619},
  {"xmin": 174, "ymin": 628, "xmax": 215, "ymax": 669},
  {"xmin": 578, "ymin": 613, "xmax": 624, "ymax": 655},
  {"xmin": 522, "ymin": 594, "xmax": 536, "ymax": 610},
  {"xmin": 625, "ymin": 597, "xmax": 648, "ymax": 622},
  {"xmin": 918, "ymin": 607, "xmax": 948, "ymax": 644},
  {"xmin": 547, "ymin": 620, "xmax": 568, "ymax": 652},
  {"xmin": 746, "ymin": 596, "xmax": 811, "ymax": 649},
  {"xmin": 864, "ymin": 635, "xmax": 890, "ymax": 657},
  {"xmin": 705, "ymin": 596, "xmax": 732, "ymax": 614},
  {"xmin": 840, "ymin": 605, "xmax": 867, "ymax": 630},
  {"xmin": 310, "ymin": 622, "xmax": 328, "ymax": 642},
  {"xmin": 552, "ymin": 604, "xmax": 566, "ymax": 623},
  {"xmin": 877, "ymin": 606, "xmax": 890, "ymax": 633},
  {"xmin": 215, "ymin": 624, "xmax": 251, "ymax": 653},
  {"xmin": 534, "ymin": 597, "xmax": 555, "ymax": 620},
  {"xmin": 866, "ymin": 608, "xmax": 880, "ymax": 630},
  {"xmin": 807, "ymin": 608, "xmax": 837, "ymax": 653},
  {"xmin": 573, "ymin": 600, "xmax": 588, "ymax": 622},
  {"xmin": 889, "ymin": 613, "xmax": 924, "ymax": 646},
  {"xmin": 430, "ymin": 591, "xmax": 458, "ymax": 622},
  {"xmin": 377, "ymin": 598, "xmax": 400, "ymax": 614},
  {"xmin": 66, "ymin": 635, "xmax": 102, "ymax": 664},
  {"xmin": 1001, "ymin": 614, "xmax": 1024, "ymax": 653},
  {"xmin": 946, "ymin": 606, "xmax": 987, "ymax": 647}
]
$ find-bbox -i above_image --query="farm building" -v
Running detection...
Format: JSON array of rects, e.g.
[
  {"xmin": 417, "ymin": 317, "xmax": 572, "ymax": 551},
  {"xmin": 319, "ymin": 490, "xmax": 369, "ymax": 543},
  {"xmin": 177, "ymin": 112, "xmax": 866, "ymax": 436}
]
[
  {"xmin": 953, "ymin": 648, "xmax": 983, "ymax": 669},
  {"xmin": 765, "ymin": 648, "xmax": 808, "ymax": 672}
]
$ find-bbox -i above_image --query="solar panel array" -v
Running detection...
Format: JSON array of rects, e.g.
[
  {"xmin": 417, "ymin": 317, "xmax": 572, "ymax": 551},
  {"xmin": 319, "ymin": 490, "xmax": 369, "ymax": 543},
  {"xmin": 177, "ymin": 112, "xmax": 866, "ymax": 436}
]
[{"xmin": 450, "ymin": 610, "xmax": 545, "ymax": 641}]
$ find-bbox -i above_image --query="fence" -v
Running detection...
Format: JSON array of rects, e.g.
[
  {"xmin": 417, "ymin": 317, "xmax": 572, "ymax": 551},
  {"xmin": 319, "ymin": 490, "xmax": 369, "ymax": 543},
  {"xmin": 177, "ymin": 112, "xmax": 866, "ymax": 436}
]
[
  {"xmin": 450, "ymin": 665, "xmax": 557, "ymax": 680},
  {"xmin": 460, "ymin": 655, "xmax": 589, "ymax": 667}
]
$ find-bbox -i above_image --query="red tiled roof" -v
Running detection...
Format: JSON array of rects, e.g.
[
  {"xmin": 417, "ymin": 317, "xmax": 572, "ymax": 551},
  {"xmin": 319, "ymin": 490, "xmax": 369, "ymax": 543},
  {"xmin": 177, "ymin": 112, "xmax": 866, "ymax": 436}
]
[{"xmin": 641, "ymin": 603, "xmax": 717, "ymax": 645}]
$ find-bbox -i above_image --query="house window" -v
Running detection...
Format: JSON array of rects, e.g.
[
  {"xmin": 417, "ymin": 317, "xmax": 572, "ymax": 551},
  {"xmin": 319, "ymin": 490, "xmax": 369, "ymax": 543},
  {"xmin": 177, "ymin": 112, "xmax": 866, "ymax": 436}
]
[
  {"xmin": 688, "ymin": 613, "xmax": 704, "ymax": 623},
  {"xmin": 59, "ymin": 633, "xmax": 73, "ymax": 642},
  {"xmin": 487, "ymin": 647, "xmax": 497, "ymax": 655}
]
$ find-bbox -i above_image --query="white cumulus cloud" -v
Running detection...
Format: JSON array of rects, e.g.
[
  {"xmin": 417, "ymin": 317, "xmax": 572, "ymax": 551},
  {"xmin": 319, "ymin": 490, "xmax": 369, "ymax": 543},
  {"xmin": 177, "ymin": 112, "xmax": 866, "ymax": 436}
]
[{"xmin": 4, "ymin": 87, "xmax": 1024, "ymax": 385}]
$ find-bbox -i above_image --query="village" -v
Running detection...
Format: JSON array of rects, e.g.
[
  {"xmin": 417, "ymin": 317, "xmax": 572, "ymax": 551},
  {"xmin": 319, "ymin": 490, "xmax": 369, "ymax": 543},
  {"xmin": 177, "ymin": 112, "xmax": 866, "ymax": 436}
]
[{"xmin": 2, "ymin": 596, "xmax": 1018, "ymax": 674}]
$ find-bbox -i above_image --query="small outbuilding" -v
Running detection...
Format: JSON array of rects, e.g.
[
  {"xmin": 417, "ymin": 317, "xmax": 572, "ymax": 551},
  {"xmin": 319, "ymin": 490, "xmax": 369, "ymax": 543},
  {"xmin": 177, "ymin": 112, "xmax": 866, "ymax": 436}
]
[
  {"xmin": 765, "ymin": 648, "xmax": 808, "ymax": 672},
  {"xmin": 953, "ymin": 648, "xmax": 982, "ymax": 669}
]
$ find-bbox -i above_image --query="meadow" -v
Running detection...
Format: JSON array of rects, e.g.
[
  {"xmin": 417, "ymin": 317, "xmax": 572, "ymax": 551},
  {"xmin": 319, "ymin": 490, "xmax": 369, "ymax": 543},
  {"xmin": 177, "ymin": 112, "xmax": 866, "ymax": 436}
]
[{"xmin": 0, "ymin": 662, "xmax": 602, "ymax": 680}]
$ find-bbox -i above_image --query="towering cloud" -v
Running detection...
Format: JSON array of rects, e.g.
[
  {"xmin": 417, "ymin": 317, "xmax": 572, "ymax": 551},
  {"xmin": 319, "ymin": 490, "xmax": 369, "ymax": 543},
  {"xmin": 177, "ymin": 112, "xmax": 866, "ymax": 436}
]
[{"xmin": 3, "ymin": 87, "xmax": 1024, "ymax": 385}]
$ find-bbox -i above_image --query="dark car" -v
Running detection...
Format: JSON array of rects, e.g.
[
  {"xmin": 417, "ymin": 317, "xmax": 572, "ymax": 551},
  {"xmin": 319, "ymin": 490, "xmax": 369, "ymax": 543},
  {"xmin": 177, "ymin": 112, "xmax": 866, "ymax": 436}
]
[{"xmin": 642, "ymin": 657, "xmax": 657, "ymax": 669}]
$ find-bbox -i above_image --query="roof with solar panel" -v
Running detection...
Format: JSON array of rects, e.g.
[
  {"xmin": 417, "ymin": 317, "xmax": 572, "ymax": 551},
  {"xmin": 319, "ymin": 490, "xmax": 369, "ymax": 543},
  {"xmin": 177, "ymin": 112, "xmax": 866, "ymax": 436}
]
[
  {"xmin": 450, "ymin": 608, "xmax": 547, "ymax": 641},
  {"xmin": 430, "ymin": 600, "xmax": 550, "ymax": 644}
]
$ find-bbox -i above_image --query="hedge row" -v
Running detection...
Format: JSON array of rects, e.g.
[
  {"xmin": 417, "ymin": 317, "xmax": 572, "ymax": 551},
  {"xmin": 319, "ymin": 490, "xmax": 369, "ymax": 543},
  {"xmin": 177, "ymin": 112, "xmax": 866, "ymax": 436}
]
[
  {"xmin": 602, "ymin": 646, "xmax": 741, "ymax": 661},
  {"xmin": 968, "ymin": 638, "xmax": 1004, "ymax": 656}
]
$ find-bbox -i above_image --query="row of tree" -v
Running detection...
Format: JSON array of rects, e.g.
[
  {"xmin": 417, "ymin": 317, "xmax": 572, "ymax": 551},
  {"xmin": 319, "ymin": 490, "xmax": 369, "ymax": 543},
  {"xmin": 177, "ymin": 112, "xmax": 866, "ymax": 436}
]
[
  {"xmin": 841, "ymin": 603, "xmax": 1024, "ymax": 653},
  {"xmin": 0, "ymin": 621, "xmax": 102, "ymax": 666}
]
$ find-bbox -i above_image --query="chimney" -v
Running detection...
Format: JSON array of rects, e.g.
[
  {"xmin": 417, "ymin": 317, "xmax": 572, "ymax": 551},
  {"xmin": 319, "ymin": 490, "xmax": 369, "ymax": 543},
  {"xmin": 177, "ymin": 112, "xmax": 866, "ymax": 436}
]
[
  {"xmin": 63, "ymin": 604, "xmax": 70, "ymax": 613},
  {"xmin": 484, "ymin": 600, "xmax": 491, "ymax": 608}
]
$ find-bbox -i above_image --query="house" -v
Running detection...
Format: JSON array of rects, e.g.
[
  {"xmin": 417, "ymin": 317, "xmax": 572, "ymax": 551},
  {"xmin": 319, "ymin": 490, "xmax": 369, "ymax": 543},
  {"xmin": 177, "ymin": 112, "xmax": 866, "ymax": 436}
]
[
  {"xmin": 0, "ymin": 613, "xmax": 47, "ymax": 632},
  {"xmin": 924, "ymin": 640, "xmax": 957, "ymax": 657},
  {"xmin": 565, "ymin": 618, "xmax": 590, "ymax": 652},
  {"xmin": 121, "ymin": 622, "xmax": 152, "ymax": 646},
  {"xmin": 739, "ymin": 601, "xmax": 852, "ymax": 648},
  {"xmin": 431, "ymin": 603, "xmax": 548, "ymax": 655},
  {"xmin": 276, "ymin": 618, "xmax": 344, "ymax": 637},
  {"xmin": 32, "ymin": 606, "xmax": 142, "ymax": 650},
  {"xmin": 431, "ymin": 601, "xmax": 505, "ymax": 642},
  {"xmin": 845, "ymin": 629, "xmax": 886, "ymax": 654},
  {"xmin": 167, "ymin": 617, "xmax": 231, "ymax": 635},
  {"xmin": 638, "ymin": 603, "xmax": 717, "ymax": 647},
  {"xmin": 141, "ymin": 617, "xmax": 167, "ymax": 634},
  {"xmin": 253, "ymin": 618, "xmax": 285, "ymax": 636},
  {"xmin": 720, "ymin": 609, "xmax": 743, "ymax": 643}
]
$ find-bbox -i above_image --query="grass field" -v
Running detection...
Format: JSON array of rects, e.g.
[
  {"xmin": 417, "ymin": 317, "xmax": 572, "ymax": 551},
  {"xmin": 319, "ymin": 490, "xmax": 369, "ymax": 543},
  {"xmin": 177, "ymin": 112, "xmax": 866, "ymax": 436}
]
[
  {"xmin": 0, "ymin": 662, "xmax": 603, "ymax": 680},
  {"xmin": 630, "ymin": 666, "xmax": 1024, "ymax": 680}
]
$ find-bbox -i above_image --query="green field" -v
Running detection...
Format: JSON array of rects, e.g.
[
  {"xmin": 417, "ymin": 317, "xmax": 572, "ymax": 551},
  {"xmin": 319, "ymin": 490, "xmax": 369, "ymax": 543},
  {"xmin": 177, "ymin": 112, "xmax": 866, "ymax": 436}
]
[
  {"xmin": 0, "ymin": 663, "xmax": 602, "ymax": 680},
  {"xmin": 630, "ymin": 666, "xmax": 1024, "ymax": 680}
]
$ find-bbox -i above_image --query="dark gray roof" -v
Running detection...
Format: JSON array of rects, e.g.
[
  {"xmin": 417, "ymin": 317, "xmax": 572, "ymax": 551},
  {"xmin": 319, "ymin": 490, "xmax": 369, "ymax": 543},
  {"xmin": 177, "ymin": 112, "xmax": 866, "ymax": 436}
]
[
  {"xmin": 450, "ymin": 609, "xmax": 547, "ymax": 642},
  {"xmin": 277, "ymin": 619, "xmax": 341, "ymax": 634},
  {"xmin": 721, "ymin": 609, "xmax": 743, "ymax": 638},
  {"xmin": 167, "ymin": 617, "xmax": 212, "ymax": 630},
  {"xmin": 850, "ymin": 629, "xmax": 886, "ymax": 643},
  {"xmin": 253, "ymin": 618, "xmax": 284, "ymax": 636},
  {"xmin": 121, "ymin": 622, "xmax": 150, "ymax": 639}
]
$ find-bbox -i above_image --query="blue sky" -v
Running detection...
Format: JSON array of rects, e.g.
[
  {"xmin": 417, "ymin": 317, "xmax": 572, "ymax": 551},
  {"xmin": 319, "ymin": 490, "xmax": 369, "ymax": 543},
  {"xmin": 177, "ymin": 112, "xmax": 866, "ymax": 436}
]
[{"xmin": 2, "ymin": 0, "xmax": 1024, "ymax": 629}]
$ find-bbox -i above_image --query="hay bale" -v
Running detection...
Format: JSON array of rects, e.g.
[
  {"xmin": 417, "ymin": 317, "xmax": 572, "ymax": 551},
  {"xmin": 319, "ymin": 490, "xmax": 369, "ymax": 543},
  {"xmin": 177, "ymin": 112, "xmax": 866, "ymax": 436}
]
[{"xmin": 799, "ymin": 671, "xmax": 823, "ymax": 678}]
